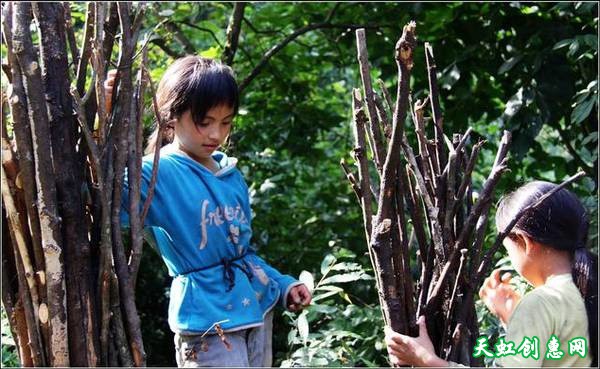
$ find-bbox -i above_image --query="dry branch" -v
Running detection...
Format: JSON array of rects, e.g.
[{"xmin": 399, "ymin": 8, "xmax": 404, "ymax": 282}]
[{"xmin": 344, "ymin": 24, "xmax": 518, "ymax": 365}]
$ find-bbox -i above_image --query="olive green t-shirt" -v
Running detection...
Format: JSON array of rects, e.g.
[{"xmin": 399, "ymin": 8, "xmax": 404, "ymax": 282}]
[{"xmin": 497, "ymin": 273, "xmax": 592, "ymax": 367}]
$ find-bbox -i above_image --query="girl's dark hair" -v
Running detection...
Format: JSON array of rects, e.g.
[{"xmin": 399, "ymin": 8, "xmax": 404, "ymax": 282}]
[
  {"xmin": 496, "ymin": 181, "xmax": 597, "ymax": 366},
  {"xmin": 145, "ymin": 55, "xmax": 239, "ymax": 154}
]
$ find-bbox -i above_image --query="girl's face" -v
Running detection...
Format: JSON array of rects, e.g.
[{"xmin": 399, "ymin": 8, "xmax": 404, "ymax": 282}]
[
  {"xmin": 174, "ymin": 104, "xmax": 234, "ymax": 164},
  {"xmin": 503, "ymin": 235, "xmax": 527, "ymax": 276}
]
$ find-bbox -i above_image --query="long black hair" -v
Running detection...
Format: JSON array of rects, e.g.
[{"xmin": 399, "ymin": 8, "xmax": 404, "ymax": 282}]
[
  {"xmin": 145, "ymin": 55, "xmax": 239, "ymax": 154},
  {"xmin": 495, "ymin": 180, "xmax": 597, "ymax": 366}
]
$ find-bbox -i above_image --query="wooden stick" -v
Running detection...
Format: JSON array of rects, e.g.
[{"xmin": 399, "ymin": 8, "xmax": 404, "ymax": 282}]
[
  {"xmin": 110, "ymin": 4, "xmax": 146, "ymax": 366},
  {"xmin": 402, "ymin": 138, "xmax": 445, "ymax": 264},
  {"xmin": 127, "ymin": 38, "xmax": 150, "ymax": 287},
  {"xmin": 377, "ymin": 78, "xmax": 395, "ymax": 118},
  {"xmin": 424, "ymin": 42, "xmax": 446, "ymax": 174},
  {"xmin": 13, "ymin": 3, "xmax": 69, "ymax": 365},
  {"xmin": 440, "ymin": 249, "xmax": 467, "ymax": 354},
  {"xmin": 33, "ymin": 3, "xmax": 96, "ymax": 364},
  {"xmin": 351, "ymin": 88, "xmax": 374, "ymax": 242},
  {"xmin": 369, "ymin": 21, "xmax": 417, "ymax": 333},
  {"xmin": 411, "ymin": 97, "xmax": 436, "ymax": 199},
  {"xmin": 468, "ymin": 131, "xmax": 511, "ymax": 275},
  {"xmin": 374, "ymin": 92, "xmax": 392, "ymax": 139},
  {"xmin": 425, "ymin": 154, "xmax": 509, "ymax": 314},
  {"xmin": 356, "ymin": 28, "xmax": 386, "ymax": 173},
  {"xmin": 63, "ymin": 2, "xmax": 80, "ymax": 76},
  {"xmin": 1, "ymin": 167, "xmax": 45, "ymax": 364},
  {"xmin": 1, "ymin": 3, "xmax": 46, "ymax": 289},
  {"xmin": 451, "ymin": 140, "xmax": 485, "ymax": 220},
  {"xmin": 139, "ymin": 66, "xmax": 165, "ymax": 227},
  {"xmin": 75, "ymin": 2, "xmax": 95, "ymax": 95},
  {"xmin": 341, "ymin": 159, "xmax": 361, "ymax": 202}
]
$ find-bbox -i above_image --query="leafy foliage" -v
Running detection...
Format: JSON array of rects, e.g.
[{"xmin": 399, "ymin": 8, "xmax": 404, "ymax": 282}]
[
  {"xmin": 1, "ymin": 306, "xmax": 19, "ymax": 368},
  {"xmin": 279, "ymin": 251, "xmax": 387, "ymax": 367}
]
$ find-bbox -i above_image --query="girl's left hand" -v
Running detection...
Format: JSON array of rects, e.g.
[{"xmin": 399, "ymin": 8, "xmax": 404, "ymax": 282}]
[
  {"xmin": 384, "ymin": 316, "xmax": 448, "ymax": 367},
  {"xmin": 286, "ymin": 284, "xmax": 312, "ymax": 312}
]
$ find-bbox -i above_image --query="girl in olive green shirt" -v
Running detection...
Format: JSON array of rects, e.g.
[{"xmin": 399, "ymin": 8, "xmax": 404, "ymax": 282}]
[{"xmin": 385, "ymin": 181, "xmax": 597, "ymax": 367}]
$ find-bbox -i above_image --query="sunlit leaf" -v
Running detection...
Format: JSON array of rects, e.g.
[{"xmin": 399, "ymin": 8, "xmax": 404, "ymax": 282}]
[
  {"xmin": 571, "ymin": 96, "xmax": 596, "ymax": 125},
  {"xmin": 297, "ymin": 310, "xmax": 309, "ymax": 343},
  {"xmin": 321, "ymin": 272, "xmax": 372, "ymax": 285},
  {"xmin": 320, "ymin": 254, "xmax": 336, "ymax": 275},
  {"xmin": 498, "ymin": 55, "xmax": 523, "ymax": 74},
  {"xmin": 299, "ymin": 270, "xmax": 314, "ymax": 292}
]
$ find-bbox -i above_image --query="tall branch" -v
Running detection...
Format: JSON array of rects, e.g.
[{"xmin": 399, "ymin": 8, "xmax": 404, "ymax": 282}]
[
  {"xmin": 424, "ymin": 42, "xmax": 446, "ymax": 175},
  {"xmin": 356, "ymin": 28, "xmax": 386, "ymax": 173},
  {"xmin": 370, "ymin": 21, "xmax": 417, "ymax": 333},
  {"xmin": 12, "ymin": 3, "xmax": 69, "ymax": 365},
  {"xmin": 222, "ymin": 2, "xmax": 246, "ymax": 66},
  {"xmin": 239, "ymin": 14, "xmax": 378, "ymax": 92},
  {"xmin": 33, "ymin": 3, "xmax": 96, "ymax": 365}
]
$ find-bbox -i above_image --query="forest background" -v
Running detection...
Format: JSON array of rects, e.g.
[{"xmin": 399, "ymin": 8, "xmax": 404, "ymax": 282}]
[{"xmin": 1, "ymin": 1, "xmax": 597, "ymax": 367}]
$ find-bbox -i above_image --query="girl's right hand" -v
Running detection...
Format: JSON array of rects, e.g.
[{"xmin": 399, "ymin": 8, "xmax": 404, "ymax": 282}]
[
  {"xmin": 103, "ymin": 69, "xmax": 117, "ymax": 113},
  {"xmin": 479, "ymin": 268, "xmax": 521, "ymax": 325},
  {"xmin": 384, "ymin": 316, "xmax": 448, "ymax": 367}
]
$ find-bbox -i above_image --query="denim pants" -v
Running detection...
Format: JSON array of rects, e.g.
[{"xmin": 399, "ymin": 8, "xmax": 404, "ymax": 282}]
[{"xmin": 174, "ymin": 311, "xmax": 273, "ymax": 367}]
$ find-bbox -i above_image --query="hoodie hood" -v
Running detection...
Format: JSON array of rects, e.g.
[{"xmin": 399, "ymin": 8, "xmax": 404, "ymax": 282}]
[{"xmin": 159, "ymin": 144, "xmax": 238, "ymax": 178}]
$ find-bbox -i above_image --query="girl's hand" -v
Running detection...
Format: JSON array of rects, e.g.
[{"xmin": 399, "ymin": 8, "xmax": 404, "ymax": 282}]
[
  {"xmin": 384, "ymin": 316, "xmax": 448, "ymax": 367},
  {"xmin": 286, "ymin": 284, "xmax": 312, "ymax": 312},
  {"xmin": 103, "ymin": 69, "xmax": 117, "ymax": 113},
  {"xmin": 479, "ymin": 268, "xmax": 521, "ymax": 325}
]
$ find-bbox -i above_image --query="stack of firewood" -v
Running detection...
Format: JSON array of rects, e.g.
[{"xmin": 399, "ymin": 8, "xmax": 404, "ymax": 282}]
[{"xmin": 342, "ymin": 22, "xmax": 584, "ymax": 365}]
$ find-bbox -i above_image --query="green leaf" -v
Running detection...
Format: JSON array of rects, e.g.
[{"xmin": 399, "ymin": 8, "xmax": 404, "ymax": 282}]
[
  {"xmin": 310, "ymin": 358, "xmax": 330, "ymax": 366},
  {"xmin": 330, "ymin": 262, "xmax": 362, "ymax": 271},
  {"xmin": 314, "ymin": 285, "xmax": 344, "ymax": 292},
  {"xmin": 309, "ymin": 304, "xmax": 338, "ymax": 314},
  {"xmin": 158, "ymin": 9, "xmax": 175, "ymax": 17},
  {"xmin": 320, "ymin": 254, "xmax": 336, "ymax": 275},
  {"xmin": 297, "ymin": 310, "xmax": 309, "ymax": 343},
  {"xmin": 498, "ymin": 55, "xmax": 523, "ymax": 74},
  {"xmin": 311, "ymin": 290, "xmax": 342, "ymax": 302},
  {"xmin": 200, "ymin": 46, "xmax": 220, "ymax": 59},
  {"xmin": 571, "ymin": 96, "xmax": 596, "ymax": 125},
  {"xmin": 321, "ymin": 271, "xmax": 372, "ymax": 285},
  {"xmin": 567, "ymin": 40, "xmax": 580, "ymax": 57},
  {"xmin": 299, "ymin": 270, "xmax": 314, "ymax": 292},
  {"xmin": 553, "ymin": 38, "xmax": 573, "ymax": 50},
  {"xmin": 581, "ymin": 34, "xmax": 598, "ymax": 51}
]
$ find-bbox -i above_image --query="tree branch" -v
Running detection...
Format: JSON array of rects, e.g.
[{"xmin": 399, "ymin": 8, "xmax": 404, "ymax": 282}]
[{"xmin": 222, "ymin": 2, "xmax": 246, "ymax": 66}]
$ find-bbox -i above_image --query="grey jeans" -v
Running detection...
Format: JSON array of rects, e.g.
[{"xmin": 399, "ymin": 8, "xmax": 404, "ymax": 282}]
[{"xmin": 174, "ymin": 311, "xmax": 273, "ymax": 367}]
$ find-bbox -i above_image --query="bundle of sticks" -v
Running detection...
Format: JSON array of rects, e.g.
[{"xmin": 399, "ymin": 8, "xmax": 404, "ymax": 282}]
[
  {"xmin": 1, "ymin": 2, "xmax": 158, "ymax": 366},
  {"xmin": 342, "ymin": 22, "xmax": 585, "ymax": 364}
]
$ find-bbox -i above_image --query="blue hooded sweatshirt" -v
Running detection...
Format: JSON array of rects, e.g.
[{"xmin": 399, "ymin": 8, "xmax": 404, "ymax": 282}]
[{"xmin": 121, "ymin": 145, "xmax": 300, "ymax": 334}]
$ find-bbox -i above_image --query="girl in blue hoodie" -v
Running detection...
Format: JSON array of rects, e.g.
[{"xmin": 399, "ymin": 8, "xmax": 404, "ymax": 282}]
[{"xmin": 111, "ymin": 56, "xmax": 312, "ymax": 367}]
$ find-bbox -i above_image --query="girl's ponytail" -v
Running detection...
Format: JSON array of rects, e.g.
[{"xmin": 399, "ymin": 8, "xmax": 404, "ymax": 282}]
[
  {"xmin": 573, "ymin": 247, "xmax": 598, "ymax": 367},
  {"xmin": 144, "ymin": 122, "xmax": 174, "ymax": 155}
]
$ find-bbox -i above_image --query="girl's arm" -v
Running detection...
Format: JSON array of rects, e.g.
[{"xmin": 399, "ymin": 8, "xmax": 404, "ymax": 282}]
[{"xmin": 246, "ymin": 249, "xmax": 311, "ymax": 310}]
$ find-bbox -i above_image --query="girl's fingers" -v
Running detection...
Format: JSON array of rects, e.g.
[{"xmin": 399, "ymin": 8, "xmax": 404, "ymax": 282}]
[
  {"xmin": 290, "ymin": 288, "xmax": 300, "ymax": 304},
  {"xmin": 501, "ymin": 272, "xmax": 512, "ymax": 283},
  {"xmin": 490, "ymin": 269, "xmax": 502, "ymax": 287}
]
